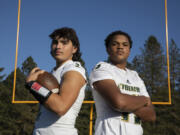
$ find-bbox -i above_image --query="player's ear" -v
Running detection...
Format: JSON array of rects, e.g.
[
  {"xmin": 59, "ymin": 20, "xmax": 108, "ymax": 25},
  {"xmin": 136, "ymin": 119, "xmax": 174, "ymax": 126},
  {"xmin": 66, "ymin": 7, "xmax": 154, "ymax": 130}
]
[
  {"xmin": 50, "ymin": 44, "xmax": 55, "ymax": 57},
  {"xmin": 72, "ymin": 46, "xmax": 77, "ymax": 54}
]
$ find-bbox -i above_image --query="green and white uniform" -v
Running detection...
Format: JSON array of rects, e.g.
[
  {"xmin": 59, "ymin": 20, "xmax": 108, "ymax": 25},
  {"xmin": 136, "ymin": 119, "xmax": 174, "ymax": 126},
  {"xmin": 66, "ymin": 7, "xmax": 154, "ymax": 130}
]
[{"xmin": 90, "ymin": 61, "xmax": 149, "ymax": 135}]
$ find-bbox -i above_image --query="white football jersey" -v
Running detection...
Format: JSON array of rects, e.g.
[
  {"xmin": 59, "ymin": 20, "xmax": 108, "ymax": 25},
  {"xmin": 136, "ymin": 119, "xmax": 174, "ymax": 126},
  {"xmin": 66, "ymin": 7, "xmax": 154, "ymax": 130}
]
[
  {"xmin": 90, "ymin": 61, "xmax": 149, "ymax": 135},
  {"xmin": 33, "ymin": 60, "xmax": 86, "ymax": 135}
]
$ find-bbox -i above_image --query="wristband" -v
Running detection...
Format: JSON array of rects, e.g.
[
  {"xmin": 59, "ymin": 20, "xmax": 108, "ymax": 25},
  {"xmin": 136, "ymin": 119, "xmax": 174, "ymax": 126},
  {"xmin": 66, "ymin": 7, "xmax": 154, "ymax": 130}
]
[{"xmin": 25, "ymin": 81, "xmax": 52, "ymax": 104}]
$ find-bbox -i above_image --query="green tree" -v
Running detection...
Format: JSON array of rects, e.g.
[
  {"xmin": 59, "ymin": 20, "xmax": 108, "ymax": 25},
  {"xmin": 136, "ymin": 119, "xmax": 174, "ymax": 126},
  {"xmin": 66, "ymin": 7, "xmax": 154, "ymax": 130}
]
[
  {"xmin": 75, "ymin": 89, "xmax": 94, "ymax": 135},
  {"xmin": 21, "ymin": 56, "xmax": 37, "ymax": 76},
  {"xmin": 132, "ymin": 36, "xmax": 167, "ymax": 100},
  {"xmin": 0, "ymin": 71, "xmax": 39, "ymax": 135},
  {"xmin": 0, "ymin": 67, "xmax": 5, "ymax": 81},
  {"xmin": 132, "ymin": 37, "xmax": 180, "ymax": 135},
  {"xmin": 0, "ymin": 57, "xmax": 39, "ymax": 135},
  {"xmin": 169, "ymin": 39, "xmax": 180, "ymax": 91}
]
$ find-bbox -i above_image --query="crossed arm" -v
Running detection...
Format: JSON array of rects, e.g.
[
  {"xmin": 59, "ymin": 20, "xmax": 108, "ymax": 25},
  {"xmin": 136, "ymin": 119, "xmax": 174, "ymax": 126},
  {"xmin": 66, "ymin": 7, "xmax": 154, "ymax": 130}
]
[
  {"xmin": 26, "ymin": 67, "xmax": 86, "ymax": 116},
  {"xmin": 93, "ymin": 79, "xmax": 156, "ymax": 122}
]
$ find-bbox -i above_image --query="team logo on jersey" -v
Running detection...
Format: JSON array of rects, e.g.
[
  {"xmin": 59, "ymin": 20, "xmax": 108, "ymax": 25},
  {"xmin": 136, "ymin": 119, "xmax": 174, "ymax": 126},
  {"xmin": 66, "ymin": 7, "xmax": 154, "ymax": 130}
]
[
  {"xmin": 126, "ymin": 80, "xmax": 131, "ymax": 84},
  {"xmin": 75, "ymin": 63, "xmax": 80, "ymax": 67},
  {"xmin": 95, "ymin": 64, "xmax": 101, "ymax": 69}
]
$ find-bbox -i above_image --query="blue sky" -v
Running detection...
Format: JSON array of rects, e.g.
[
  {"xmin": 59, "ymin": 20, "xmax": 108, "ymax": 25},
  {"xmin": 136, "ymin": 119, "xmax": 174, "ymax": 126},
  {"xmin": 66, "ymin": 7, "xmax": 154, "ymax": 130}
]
[{"xmin": 0, "ymin": 0, "xmax": 180, "ymax": 77}]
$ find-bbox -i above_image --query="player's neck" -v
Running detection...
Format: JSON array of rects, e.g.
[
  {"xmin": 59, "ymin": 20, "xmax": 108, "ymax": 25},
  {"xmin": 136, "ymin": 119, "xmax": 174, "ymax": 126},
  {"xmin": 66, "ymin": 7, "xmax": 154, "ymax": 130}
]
[
  {"xmin": 55, "ymin": 59, "xmax": 72, "ymax": 70},
  {"xmin": 115, "ymin": 64, "xmax": 126, "ymax": 70},
  {"xmin": 110, "ymin": 60, "xmax": 127, "ymax": 70}
]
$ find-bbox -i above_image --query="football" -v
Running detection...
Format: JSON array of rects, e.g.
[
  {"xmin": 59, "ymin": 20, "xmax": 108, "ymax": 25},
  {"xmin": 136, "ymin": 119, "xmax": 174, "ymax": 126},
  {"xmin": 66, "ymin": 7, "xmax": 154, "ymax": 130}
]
[{"xmin": 37, "ymin": 71, "xmax": 59, "ymax": 93}]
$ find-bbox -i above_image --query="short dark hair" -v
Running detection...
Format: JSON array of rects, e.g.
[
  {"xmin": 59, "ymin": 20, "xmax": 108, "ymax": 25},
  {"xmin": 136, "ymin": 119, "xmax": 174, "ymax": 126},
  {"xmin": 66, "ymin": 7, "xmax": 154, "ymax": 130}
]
[
  {"xmin": 49, "ymin": 27, "xmax": 81, "ymax": 61},
  {"xmin": 104, "ymin": 30, "xmax": 133, "ymax": 49}
]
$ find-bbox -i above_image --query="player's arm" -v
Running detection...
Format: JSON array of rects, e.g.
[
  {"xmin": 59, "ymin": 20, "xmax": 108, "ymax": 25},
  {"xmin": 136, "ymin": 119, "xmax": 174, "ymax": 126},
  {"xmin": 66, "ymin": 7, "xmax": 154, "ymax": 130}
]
[
  {"xmin": 44, "ymin": 71, "xmax": 86, "ymax": 116},
  {"xmin": 93, "ymin": 79, "xmax": 149, "ymax": 112},
  {"xmin": 133, "ymin": 98, "xmax": 156, "ymax": 122}
]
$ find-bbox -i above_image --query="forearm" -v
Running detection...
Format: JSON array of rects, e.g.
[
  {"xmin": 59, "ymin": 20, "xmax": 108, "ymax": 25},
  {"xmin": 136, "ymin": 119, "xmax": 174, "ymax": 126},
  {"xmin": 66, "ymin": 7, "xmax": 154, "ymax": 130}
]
[
  {"xmin": 25, "ymin": 81, "xmax": 68, "ymax": 115},
  {"xmin": 45, "ymin": 93, "xmax": 69, "ymax": 116},
  {"xmin": 114, "ymin": 94, "xmax": 148, "ymax": 112},
  {"xmin": 133, "ymin": 104, "xmax": 156, "ymax": 122},
  {"xmin": 25, "ymin": 81, "xmax": 52, "ymax": 104},
  {"xmin": 93, "ymin": 80, "xmax": 148, "ymax": 112}
]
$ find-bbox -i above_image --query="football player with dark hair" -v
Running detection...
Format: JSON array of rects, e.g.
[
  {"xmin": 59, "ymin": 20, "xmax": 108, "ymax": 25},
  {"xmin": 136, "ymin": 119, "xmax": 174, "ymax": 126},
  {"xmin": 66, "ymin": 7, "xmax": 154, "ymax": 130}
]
[
  {"xmin": 90, "ymin": 30, "xmax": 156, "ymax": 135},
  {"xmin": 26, "ymin": 27, "xmax": 86, "ymax": 135}
]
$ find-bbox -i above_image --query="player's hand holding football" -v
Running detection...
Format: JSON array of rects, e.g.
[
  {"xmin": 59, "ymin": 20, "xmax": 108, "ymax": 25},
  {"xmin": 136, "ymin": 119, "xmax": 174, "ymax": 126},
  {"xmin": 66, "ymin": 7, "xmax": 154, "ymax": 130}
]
[
  {"xmin": 25, "ymin": 67, "xmax": 52, "ymax": 104},
  {"xmin": 26, "ymin": 67, "xmax": 45, "ymax": 83}
]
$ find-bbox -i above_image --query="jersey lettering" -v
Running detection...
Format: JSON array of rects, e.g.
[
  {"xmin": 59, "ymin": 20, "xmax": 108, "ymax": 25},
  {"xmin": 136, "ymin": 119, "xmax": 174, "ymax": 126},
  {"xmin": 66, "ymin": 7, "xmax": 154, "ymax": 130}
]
[{"xmin": 118, "ymin": 83, "xmax": 140, "ymax": 92}]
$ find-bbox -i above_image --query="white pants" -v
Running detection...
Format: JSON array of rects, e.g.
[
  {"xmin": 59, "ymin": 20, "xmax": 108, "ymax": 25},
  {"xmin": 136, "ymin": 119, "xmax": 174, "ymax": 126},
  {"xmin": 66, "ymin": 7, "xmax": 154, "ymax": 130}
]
[
  {"xmin": 33, "ymin": 127, "xmax": 78, "ymax": 135},
  {"xmin": 94, "ymin": 117, "xmax": 143, "ymax": 135}
]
